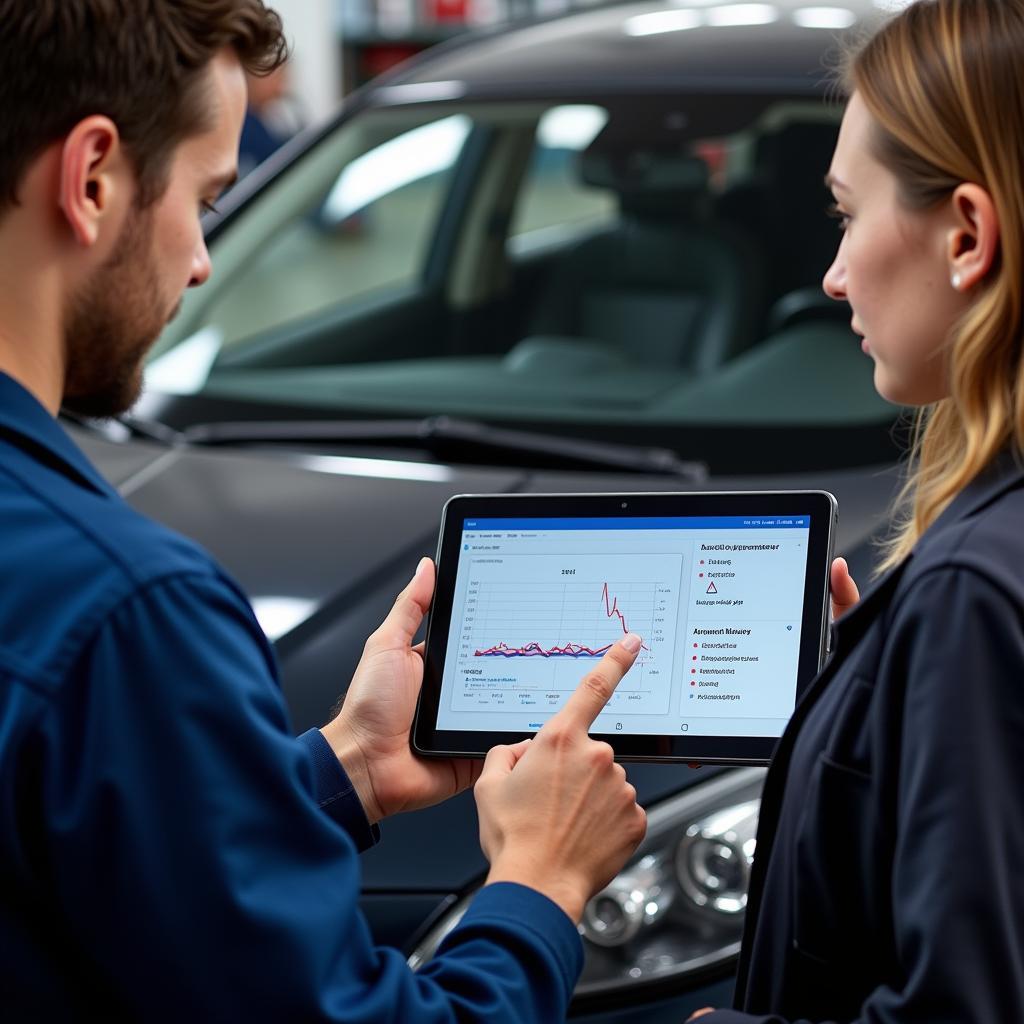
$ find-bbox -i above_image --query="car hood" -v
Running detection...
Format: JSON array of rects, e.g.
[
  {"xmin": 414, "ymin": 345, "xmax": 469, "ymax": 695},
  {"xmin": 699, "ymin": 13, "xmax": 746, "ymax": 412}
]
[{"xmin": 71, "ymin": 426, "xmax": 899, "ymax": 891}]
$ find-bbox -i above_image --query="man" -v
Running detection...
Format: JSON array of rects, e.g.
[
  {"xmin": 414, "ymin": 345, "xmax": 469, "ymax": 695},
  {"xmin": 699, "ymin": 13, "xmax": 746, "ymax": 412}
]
[
  {"xmin": 238, "ymin": 63, "xmax": 297, "ymax": 177},
  {"xmin": 0, "ymin": 2, "xmax": 646, "ymax": 1019}
]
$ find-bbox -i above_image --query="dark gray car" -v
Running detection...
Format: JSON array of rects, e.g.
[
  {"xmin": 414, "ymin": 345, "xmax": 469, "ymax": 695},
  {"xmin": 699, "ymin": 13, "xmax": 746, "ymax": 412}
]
[{"xmin": 69, "ymin": 2, "xmax": 904, "ymax": 1018}]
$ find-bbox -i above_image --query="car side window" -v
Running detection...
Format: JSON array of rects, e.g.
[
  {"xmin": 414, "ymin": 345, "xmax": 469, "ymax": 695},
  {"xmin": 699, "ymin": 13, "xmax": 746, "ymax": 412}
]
[
  {"xmin": 204, "ymin": 115, "xmax": 473, "ymax": 348},
  {"xmin": 508, "ymin": 105, "xmax": 617, "ymax": 253}
]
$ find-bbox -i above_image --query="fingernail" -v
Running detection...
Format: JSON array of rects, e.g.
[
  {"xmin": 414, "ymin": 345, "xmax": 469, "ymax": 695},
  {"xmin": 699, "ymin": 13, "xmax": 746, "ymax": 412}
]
[
  {"xmin": 622, "ymin": 633, "xmax": 642, "ymax": 653},
  {"xmin": 415, "ymin": 556, "xmax": 430, "ymax": 578}
]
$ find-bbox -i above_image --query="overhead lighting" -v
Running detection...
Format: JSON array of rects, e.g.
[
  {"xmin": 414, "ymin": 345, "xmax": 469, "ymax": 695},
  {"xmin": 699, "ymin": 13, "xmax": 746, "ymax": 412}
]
[
  {"xmin": 373, "ymin": 81, "xmax": 467, "ymax": 106},
  {"xmin": 624, "ymin": 8, "xmax": 702, "ymax": 36},
  {"xmin": 705, "ymin": 3, "xmax": 779, "ymax": 27},
  {"xmin": 793, "ymin": 5, "xmax": 856, "ymax": 28}
]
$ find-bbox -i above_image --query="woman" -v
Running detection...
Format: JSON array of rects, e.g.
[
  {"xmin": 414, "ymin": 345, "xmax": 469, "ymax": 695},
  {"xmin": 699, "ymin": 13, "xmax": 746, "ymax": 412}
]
[{"xmin": 691, "ymin": 1, "xmax": 1024, "ymax": 1020}]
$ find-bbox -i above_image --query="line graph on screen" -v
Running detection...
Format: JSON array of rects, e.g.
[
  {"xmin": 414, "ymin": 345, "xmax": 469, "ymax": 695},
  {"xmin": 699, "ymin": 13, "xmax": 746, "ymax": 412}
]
[
  {"xmin": 473, "ymin": 583, "xmax": 650, "ymax": 658},
  {"xmin": 449, "ymin": 551, "xmax": 681, "ymax": 714}
]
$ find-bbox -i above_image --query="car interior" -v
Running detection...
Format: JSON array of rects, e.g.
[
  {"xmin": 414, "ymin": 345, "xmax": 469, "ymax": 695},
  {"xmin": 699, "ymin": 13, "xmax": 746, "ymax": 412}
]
[
  {"xmin": 152, "ymin": 96, "xmax": 893, "ymax": 441},
  {"xmin": 509, "ymin": 148, "xmax": 762, "ymax": 375}
]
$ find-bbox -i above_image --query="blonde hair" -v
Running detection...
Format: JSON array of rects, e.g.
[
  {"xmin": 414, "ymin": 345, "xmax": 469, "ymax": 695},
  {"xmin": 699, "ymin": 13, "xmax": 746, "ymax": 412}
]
[{"xmin": 847, "ymin": 0, "xmax": 1024, "ymax": 571}]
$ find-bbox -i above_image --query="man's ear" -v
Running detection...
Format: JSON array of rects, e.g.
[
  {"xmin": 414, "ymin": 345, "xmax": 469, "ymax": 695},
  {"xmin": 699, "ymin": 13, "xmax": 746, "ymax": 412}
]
[
  {"xmin": 58, "ymin": 116, "xmax": 127, "ymax": 248},
  {"xmin": 946, "ymin": 182, "xmax": 1000, "ymax": 292}
]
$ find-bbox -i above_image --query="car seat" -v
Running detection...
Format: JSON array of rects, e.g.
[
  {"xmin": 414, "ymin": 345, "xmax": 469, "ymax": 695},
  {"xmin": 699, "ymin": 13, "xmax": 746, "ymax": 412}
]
[
  {"xmin": 508, "ymin": 148, "xmax": 761, "ymax": 376},
  {"xmin": 716, "ymin": 117, "xmax": 847, "ymax": 331}
]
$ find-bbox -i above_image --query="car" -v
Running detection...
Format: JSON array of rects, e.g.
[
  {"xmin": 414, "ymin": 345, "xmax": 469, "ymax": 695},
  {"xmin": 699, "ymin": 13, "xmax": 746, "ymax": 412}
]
[{"xmin": 67, "ymin": 1, "xmax": 904, "ymax": 1019}]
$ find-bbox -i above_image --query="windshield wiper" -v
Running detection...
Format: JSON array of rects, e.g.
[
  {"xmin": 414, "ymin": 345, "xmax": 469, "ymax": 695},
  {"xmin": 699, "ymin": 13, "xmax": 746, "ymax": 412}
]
[{"xmin": 181, "ymin": 415, "xmax": 708, "ymax": 480}]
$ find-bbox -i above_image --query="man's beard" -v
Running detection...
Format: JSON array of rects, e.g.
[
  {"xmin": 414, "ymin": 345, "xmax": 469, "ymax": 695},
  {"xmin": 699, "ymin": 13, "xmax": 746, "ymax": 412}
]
[{"xmin": 62, "ymin": 206, "xmax": 178, "ymax": 419}]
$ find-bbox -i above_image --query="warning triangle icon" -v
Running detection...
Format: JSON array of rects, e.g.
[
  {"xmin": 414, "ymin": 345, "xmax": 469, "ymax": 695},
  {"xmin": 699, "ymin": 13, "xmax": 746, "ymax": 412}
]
[{"xmin": 706, "ymin": 581, "xmax": 718, "ymax": 594}]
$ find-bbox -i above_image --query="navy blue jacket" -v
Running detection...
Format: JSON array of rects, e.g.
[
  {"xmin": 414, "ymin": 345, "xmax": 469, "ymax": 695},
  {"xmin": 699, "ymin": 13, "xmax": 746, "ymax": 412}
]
[
  {"xmin": 707, "ymin": 451, "xmax": 1024, "ymax": 1023},
  {"xmin": 0, "ymin": 374, "xmax": 581, "ymax": 1020}
]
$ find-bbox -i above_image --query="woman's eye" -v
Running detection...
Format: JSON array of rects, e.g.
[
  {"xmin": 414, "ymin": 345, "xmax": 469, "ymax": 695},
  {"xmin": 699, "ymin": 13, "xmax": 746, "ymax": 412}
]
[{"xmin": 826, "ymin": 202, "xmax": 850, "ymax": 231}]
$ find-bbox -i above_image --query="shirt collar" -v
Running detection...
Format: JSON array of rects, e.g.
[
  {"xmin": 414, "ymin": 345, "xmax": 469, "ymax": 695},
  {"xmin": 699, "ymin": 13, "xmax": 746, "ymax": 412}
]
[{"xmin": 0, "ymin": 372, "xmax": 118, "ymax": 498}]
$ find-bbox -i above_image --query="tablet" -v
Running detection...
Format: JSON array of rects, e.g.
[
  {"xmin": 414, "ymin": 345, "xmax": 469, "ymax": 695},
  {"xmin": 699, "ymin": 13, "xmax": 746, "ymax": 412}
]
[{"xmin": 413, "ymin": 491, "xmax": 837, "ymax": 765}]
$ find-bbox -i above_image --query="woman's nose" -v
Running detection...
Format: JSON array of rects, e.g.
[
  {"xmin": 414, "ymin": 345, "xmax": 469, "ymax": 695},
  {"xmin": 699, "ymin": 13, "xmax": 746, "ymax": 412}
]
[{"xmin": 822, "ymin": 249, "xmax": 847, "ymax": 301}]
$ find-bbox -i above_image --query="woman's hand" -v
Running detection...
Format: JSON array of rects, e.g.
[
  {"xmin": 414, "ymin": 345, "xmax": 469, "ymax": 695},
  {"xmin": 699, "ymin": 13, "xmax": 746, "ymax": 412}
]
[{"xmin": 830, "ymin": 556, "xmax": 861, "ymax": 620}]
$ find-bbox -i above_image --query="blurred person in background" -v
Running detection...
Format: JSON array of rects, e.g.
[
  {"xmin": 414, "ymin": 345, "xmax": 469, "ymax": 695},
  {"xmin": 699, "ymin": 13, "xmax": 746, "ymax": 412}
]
[{"xmin": 238, "ymin": 62, "xmax": 303, "ymax": 177}]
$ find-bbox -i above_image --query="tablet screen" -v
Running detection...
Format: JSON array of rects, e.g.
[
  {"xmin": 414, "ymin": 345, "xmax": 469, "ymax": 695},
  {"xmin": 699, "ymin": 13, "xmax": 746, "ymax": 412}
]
[{"xmin": 436, "ymin": 513, "xmax": 812, "ymax": 739}]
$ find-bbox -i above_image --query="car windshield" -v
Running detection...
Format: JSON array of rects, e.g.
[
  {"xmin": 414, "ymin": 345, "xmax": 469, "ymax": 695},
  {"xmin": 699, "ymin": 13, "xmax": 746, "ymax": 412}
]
[{"xmin": 145, "ymin": 91, "xmax": 898, "ymax": 473}]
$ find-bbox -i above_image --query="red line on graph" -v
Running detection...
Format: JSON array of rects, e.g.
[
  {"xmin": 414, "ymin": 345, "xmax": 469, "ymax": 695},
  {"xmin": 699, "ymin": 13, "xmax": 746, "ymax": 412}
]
[
  {"xmin": 474, "ymin": 582, "xmax": 648, "ymax": 658},
  {"xmin": 601, "ymin": 581, "xmax": 630, "ymax": 635}
]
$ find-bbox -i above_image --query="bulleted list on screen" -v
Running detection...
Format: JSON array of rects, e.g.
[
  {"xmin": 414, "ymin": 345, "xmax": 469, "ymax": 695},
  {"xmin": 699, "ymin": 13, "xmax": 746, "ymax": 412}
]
[{"xmin": 680, "ymin": 536, "xmax": 808, "ymax": 725}]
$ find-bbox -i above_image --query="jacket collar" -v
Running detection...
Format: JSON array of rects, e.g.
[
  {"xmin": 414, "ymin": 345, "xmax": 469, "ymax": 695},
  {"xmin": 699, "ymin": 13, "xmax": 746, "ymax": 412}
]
[
  {"xmin": 0, "ymin": 372, "xmax": 117, "ymax": 498},
  {"xmin": 919, "ymin": 445, "xmax": 1024, "ymax": 543},
  {"xmin": 831, "ymin": 445, "xmax": 1024, "ymax": 641},
  {"xmin": 736, "ymin": 446, "xmax": 1024, "ymax": 1005}
]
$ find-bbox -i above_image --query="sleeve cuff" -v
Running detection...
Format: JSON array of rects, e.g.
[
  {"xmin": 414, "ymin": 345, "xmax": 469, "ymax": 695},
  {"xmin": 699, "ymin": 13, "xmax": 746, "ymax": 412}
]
[
  {"xmin": 451, "ymin": 882, "xmax": 584, "ymax": 990},
  {"xmin": 297, "ymin": 727, "xmax": 381, "ymax": 852}
]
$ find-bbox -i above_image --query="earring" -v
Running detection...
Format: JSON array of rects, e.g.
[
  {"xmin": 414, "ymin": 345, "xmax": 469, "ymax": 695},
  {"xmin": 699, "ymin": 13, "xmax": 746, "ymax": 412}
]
[{"xmin": 951, "ymin": 271, "xmax": 963, "ymax": 290}]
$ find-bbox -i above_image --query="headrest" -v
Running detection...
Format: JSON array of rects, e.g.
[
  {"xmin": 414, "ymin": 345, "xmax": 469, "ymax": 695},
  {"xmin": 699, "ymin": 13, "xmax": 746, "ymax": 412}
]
[
  {"xmin": 754, "ymin": 120, "xmax": 839, "ymax": 187},
  {"xmin": 579, "ymin": 150, "xmax": 710, "ymax": 220},
  {"xmin": 579, "ymin": 150, "xmax": 709, "ymax": 195}
]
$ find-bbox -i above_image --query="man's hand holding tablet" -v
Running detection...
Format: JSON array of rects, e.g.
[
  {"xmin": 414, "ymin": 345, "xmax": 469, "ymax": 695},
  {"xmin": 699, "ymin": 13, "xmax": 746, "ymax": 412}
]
[
  {"xmin": 322, "ymin": 555, "xmax": 648, "ymax": 924},
  {"xmin": 322, "ymin": 557, "xmax": 482, "ymax": 824},
  {"xmin": 476, "ymin": 632, "xmax": 648, "ymax": 922}
]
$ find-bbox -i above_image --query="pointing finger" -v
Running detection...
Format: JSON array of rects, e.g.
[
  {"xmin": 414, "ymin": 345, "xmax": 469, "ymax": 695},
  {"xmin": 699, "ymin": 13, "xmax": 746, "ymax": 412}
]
[{"xmin": 554, "ymin": 633, "xmax": 642, "ymax": 732}]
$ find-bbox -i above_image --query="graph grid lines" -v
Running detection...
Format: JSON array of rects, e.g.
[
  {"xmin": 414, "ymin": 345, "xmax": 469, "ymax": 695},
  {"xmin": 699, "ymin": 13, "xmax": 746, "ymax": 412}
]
[
  {"xmin": 473, "ymin": 582, "xmax": 649, "ymax": 658},
  {"xmin": 446, "ymin": 551, "xmax": 682, "ymax": 715}
]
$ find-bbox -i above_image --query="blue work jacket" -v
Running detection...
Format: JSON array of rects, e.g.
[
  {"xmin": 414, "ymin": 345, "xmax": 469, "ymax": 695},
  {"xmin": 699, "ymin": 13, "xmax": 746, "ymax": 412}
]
[
  {"xmin": 0, "ymin": 373, "xmax": 581, "ymax": 1021},
  {"xmin": 706, "ymin": 451, "xmax": 1024, "ymax": 1023}
]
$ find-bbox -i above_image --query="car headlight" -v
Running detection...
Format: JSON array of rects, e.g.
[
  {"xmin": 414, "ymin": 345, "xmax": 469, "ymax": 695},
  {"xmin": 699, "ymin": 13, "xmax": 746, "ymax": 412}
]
[{"xmin": 407, "ymin": 767, "xmax": 764, "ymax": 1004}]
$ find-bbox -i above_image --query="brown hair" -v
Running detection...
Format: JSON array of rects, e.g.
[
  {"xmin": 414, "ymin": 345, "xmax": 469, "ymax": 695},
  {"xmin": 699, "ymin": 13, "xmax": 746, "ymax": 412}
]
[
  {"xmin": 0, "ymin": 0, "xmax": 288, "ymax": 211},
  {"xmin": 844, "ymin": 0, "xmax": 1024, "ymax": 570}
]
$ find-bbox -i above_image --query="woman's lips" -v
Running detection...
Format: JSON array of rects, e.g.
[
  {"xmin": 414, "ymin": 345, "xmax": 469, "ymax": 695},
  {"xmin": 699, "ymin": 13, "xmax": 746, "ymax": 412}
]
[{"xmin": 851, "ymin": 320, "xmax": 868, "ymax": 353}]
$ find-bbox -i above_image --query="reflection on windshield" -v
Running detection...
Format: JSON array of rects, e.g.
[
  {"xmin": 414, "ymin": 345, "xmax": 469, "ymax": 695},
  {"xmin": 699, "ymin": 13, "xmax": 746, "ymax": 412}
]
[
  {"xmin": 536, "ymin": 105, "xmax": 608, "ymax": 150},
  {"xmin": 148, "ymin": 93, "xmax": 898, "ymax": 468},
  {"xmin": 146, "ymin": 325, "xmax": 223, "ymax": 395},
  {"xmin": 322, "ymin": 115, "xmax": 472, "ymax": 224}
]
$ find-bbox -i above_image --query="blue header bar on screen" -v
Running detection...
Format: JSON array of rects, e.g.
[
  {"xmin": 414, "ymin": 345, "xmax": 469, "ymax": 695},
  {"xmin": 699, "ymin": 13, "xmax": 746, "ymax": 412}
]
[{"xmin": 462, "ymin": 516, "xmax": 810, "ymax": 531}]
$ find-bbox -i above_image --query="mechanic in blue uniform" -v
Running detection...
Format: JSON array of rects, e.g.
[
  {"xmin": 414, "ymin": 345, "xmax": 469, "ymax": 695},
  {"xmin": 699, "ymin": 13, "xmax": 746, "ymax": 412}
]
[
  {"xmin": 690, "ymin": 1, "xmax": 1024, "ymax": 1021},
  {"xmin": 0, "ymin": 3, "xmax": 646, "ymax": 1019}
]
